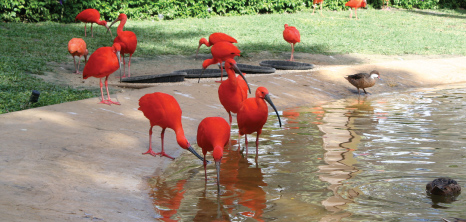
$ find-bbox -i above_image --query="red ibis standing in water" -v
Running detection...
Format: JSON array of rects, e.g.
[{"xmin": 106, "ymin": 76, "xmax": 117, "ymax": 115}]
[
  {"xmin": 237, "ymin": 87, "xmax": 282, "ymax": 155},
  {"xmin": 138, "ymin": 92, "xmax": 205, "ymax": 161},
  {"xmin": 197, "ymin": 117, "xmax": 231, "ymax": 192}
]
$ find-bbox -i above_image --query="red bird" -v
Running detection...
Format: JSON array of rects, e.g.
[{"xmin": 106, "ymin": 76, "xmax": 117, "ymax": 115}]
[
  {"xmin": 197, "ymin": 117, "xmax": 230, "ymax": 192},
  {"xmin": 218, "ymin": 59, "xmax": 251, "ymax": 126},
  {"xmin": 82, "ymin": 43, "xmax": 121, "ymax": 105},
  {"xmin": 199, "ymin": 41, "xmax": 241, "ymax": 82},
  {"xmin": 237, "ymin": 87, "xmax": 282, "ymax": 155},
  {"xmin": 109, "ymin": 13, "xmax": 138, "ymax": 79},
  {"xmin": 75, "ymin": 9, "xmax": 112, "ymax": 38},
  {"xmin": 196, "ymin": 32, "xmax": 237, "ymax": 58},
  {"xmin": 67, "ymin": 38, "xmax": 88, "ymax": 74},
  {"xmin": 345, "ymin": 0, "xmax": 367, "ymax": 19},
  {"xmin": 283, "ymin": 24, "xmax": 300, "ymax": 61},
  {"xmin": 138, "ymin": 92, "xmax": 205, "ymax": 161},
  {"xmin": 312, "ymin": 0, "xmax": 324, "ymax": 16}
]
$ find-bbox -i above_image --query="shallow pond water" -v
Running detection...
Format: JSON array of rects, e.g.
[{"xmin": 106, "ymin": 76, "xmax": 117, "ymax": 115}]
[{"xmin": 148, "ymin": 84, "xmax": 466, "ymax": 221}]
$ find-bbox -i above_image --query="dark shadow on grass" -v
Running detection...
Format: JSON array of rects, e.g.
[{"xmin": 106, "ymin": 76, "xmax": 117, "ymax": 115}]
[{"xmin": 407, "ymin": 8, "xmax": 466, "ymax": 19}]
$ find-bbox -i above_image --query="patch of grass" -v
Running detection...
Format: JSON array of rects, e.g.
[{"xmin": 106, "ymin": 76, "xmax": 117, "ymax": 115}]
[
  {"xmin": 0, "ymin": 71, "xmax": 97, "ymax": 114},
  {"xmin": 1, "ymin": 8, "xmax": 466, "ymax": 113}
]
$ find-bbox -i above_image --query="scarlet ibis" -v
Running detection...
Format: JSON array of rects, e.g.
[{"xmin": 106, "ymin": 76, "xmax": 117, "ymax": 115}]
[
  {"xmin": 218, "ymin": 59, "xmax": 251, "ymax": 126},
  {"xmin": 283, "ymin": 24, "xmax": 300, "ymax": 61},
  {"xmin": 197, "ymin": 117, "xmax": 230, "ymax": 192},
  {"xmin": 67, "ymin": 38, "xmax": 88, "ymax": 74},
  {"xmin": 138, "ymin": 92, "xmax": 205, "ymax": 161},
  {"xmin": 82, "ymin": 43, "xmax": 121, "ymax": 105},
  {"xmin": 109, "ymin": 13, "xmax": 137, "ymax": 78},
  {"xmin": 199, "ymin": 41, "xmax": 240, "ymax": 82},
  {"xmin": 312, "ymin": 0, "xmax": 324, "ymax": 16},
  {"xmin": 196, "ymin": 32, "xmax": 237, "ymax": 59},
  {"xmin": 345, "ymin": 0, "xmax": 367, "ymax": 19},
  {"xmin": 75, "ymin": 9, "xmax": 112, "ymax": 38},
  {"xmin": 237, "ymin": 87, "xmax": 282, "ymax": 155}
]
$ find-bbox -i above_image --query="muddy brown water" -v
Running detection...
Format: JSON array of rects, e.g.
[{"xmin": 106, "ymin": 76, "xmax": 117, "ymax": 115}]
[{"xmin": 148, "ymin": 84, "xmax": 466, "ymax": 221}]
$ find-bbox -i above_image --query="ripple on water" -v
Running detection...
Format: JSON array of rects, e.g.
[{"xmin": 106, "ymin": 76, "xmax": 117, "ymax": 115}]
[{"xmin": 149, "ymin": 84, "xmax": 466, "ymax": 221}]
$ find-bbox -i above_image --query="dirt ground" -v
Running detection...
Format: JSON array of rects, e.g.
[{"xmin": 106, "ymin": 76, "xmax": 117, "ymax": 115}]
[{"xmin": 2, "ymin": 53, "xmax": 466, "ymax": 221}]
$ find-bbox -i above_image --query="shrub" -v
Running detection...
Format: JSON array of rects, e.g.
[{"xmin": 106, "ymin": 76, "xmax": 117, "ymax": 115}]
[{"xmin": 1, "ymin": 0, "xmax": 466, "ymax": 23}]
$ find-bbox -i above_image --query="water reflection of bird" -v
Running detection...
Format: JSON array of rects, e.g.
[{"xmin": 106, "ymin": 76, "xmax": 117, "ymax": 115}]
[
  {"xmin": 193, "ymin": 191, "xmax": 230, "ymax": 221},
  {"xmin": 345, "ymin": 70, "xmax": 380, "ymax": 95},
  {"xmin": 75, "ymin": 9, "xmax": 112, "ymax": 37},
  {"xmin": 220, "ymin": 145, "xmax": 267, "ymax": 221},
  {"xmin": 237, "ymin": 87, "xmax": 282, "ymax": 155},
  {"xmin": 426, "ymin": 178, "xmax": 461, "ymax": 196},
  {"xmin": 283, "ymin": 24, "xmax": 300, "ymax": 61},
  {"xmin": 196, "ymin": 32, "xmax": 237, "ymax": 59},
  {"xmin": 218, "ymin": 59, "xmax": 250, "ymax": 126},
  {"xmin": 138, "ymin": 92, "xmax": 205, "ymax": 161},
  {"xmin": 68, "ymin": 38, "xmax": 88, "ymax": 74},
  {"xmin": 82, "ymin": 43, "xmax": 121, "ymax": 105},
  {"xmin": 197, "ymin": 117, "xmax": 230, "ymax": 192},
  {"xmin": 345, "ymin": 0, "xmax": 367, "ymax": 19},
  {"xmin": 109, "ymin": 13, "xmax": 137, "ymax": 79},
  {"xmin": 150, "ymin": 178, "xmax": 187, "ymax": 221}
]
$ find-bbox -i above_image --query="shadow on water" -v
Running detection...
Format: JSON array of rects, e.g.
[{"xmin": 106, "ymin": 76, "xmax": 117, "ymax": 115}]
[{"xmin": 149, "ymin": 84, "xmax": 466, "ymax": 221}]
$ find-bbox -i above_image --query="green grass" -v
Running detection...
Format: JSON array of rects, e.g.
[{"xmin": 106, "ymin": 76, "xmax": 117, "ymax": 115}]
[{"xmin": 1, "ymin": 8, "xmax": 466, "ymax": 114}]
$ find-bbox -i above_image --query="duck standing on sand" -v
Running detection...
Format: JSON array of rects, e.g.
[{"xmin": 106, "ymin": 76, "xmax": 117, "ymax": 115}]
[{"xmin": 345, "ymin": 70, "xmax": 380, "ymax": 95}]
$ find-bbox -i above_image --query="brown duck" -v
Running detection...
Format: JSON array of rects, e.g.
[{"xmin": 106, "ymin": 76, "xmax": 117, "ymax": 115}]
[
  {"xmin": 426, "ymin": 177, "xmax": 461, "ymax": 196},
  {"xmin": 345, "ymin": 70, "xmax": 381, "ymax": 94}
]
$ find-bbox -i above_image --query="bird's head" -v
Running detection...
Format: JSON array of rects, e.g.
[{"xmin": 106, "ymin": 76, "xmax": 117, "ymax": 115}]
[
  {"xmin": 370, "ymin": 70, "xmax": 381, "ymax": 79},
  {"xmin": 198, "ymin": 38, "xmax": 209, "ymax": 47},
  {"xmin": 178, "ymin": 137, "xmax": 206, "ymax": 162},
  {"xmin": 224, "ymin": 58, "xmax": 251, "ymax": 94},
  {"xmin": 195, "ymin": 38, "xmax": 209, "ymax": 59},
  {"xmin": 213, "ymin": 146, "xmax": 223, "ymax": 163},
  {"xmin": 99, "ymin": 20, "xmax": 113, "ymax": 38},
  {"xmin": 109, "ymin": 13, "xmax": 127, "ymax": 29},
  {"xmin": 201, "ymin": 58, "xmax": 215, "ymax": 70},
  {"xmin": 284, "ymin": 24, "xmax": 289, "ymax": 29},
  {"xmin": 257, "ymin": 87, "xmax": 282, "ymax": 128}
]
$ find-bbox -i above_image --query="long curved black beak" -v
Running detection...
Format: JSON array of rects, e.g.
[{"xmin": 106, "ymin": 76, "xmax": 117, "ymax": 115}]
[
  {"xmin": 195, "ymin": 44, "xmax": 201, "ymax": 59},
  {"xmin": 109, "ymin": 19, "xmax": 119, "ymax": 30},
  {"xmin": 232, "ymin": 63, "xmax": 251, "ymax": 94},
  {"xmin": 116, "ymin": 51, "xmax": 121, "ymax": 82},
  {"xmin": 198, "ymin": 68, "xmax": 205, "ymax": 83},
  {"xmin": 188, "ymin": 146, "xmax": 206, "ymax": 162},
  {"xmin": 105, "ymin": 24, "xmax": 113, "ymax": 38},
  {"xmin": 215, "ymin": 160, "xmax": 221, "ymax": 193},
  {"xmin": 264, "ymin": 94, "xmax": 282, "ymax": 127}
]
